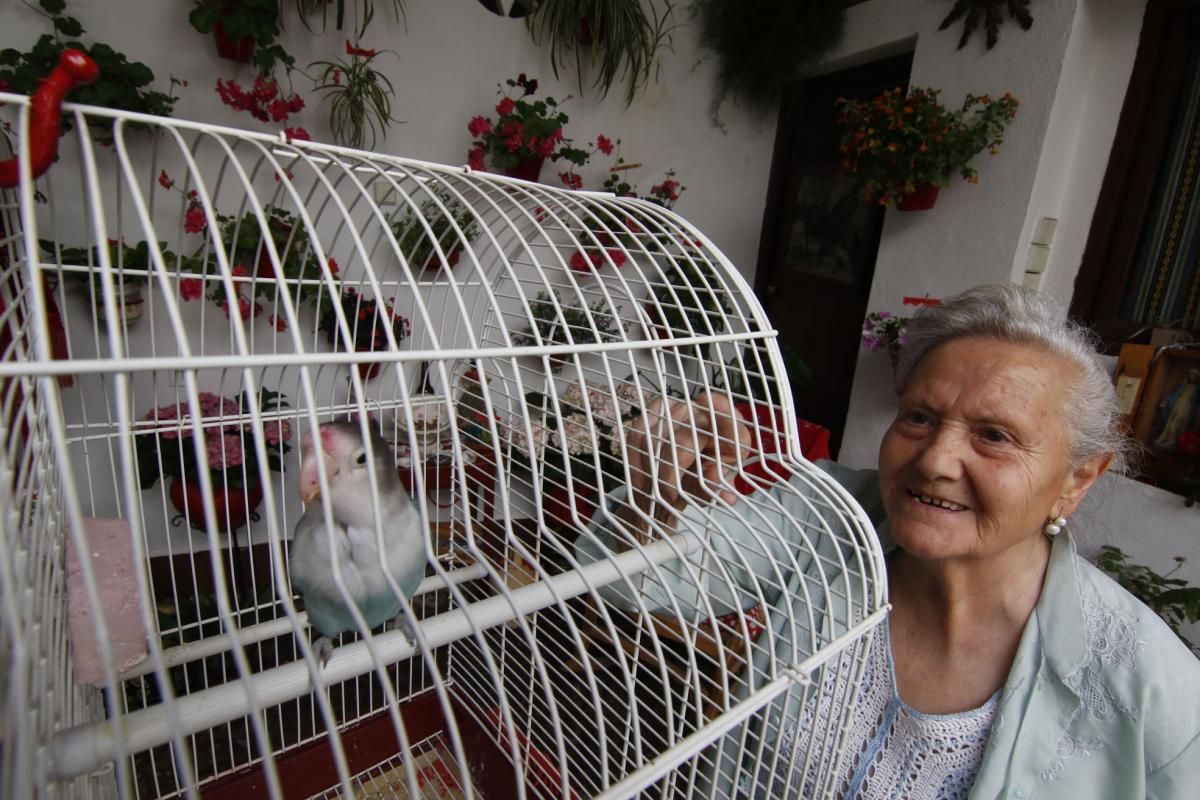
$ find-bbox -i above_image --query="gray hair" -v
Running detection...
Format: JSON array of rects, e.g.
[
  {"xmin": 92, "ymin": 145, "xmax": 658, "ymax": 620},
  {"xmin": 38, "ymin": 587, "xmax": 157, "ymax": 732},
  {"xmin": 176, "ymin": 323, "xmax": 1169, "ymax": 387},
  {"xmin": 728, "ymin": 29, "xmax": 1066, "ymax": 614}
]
[{"xmin": 894, "ymin": 284, "xmax": 1130, "ymax": 472}]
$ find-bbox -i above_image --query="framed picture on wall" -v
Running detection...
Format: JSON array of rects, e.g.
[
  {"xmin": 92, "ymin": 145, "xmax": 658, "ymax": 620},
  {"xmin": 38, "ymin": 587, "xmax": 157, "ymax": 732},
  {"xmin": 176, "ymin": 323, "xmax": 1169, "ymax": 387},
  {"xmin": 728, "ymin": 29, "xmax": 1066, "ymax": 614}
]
[{"xmin": 1130, "ymin": 346, "xmax": 1200, "ymax": 497}]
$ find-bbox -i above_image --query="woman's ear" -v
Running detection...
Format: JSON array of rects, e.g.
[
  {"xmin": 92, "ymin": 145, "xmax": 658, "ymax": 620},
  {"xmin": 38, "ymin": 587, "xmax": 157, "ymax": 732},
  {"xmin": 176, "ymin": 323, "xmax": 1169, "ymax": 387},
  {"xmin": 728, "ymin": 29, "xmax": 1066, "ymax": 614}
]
[{"xmin": 1057, "ymin": 453, "xmax": 1113, "ymax": 518}]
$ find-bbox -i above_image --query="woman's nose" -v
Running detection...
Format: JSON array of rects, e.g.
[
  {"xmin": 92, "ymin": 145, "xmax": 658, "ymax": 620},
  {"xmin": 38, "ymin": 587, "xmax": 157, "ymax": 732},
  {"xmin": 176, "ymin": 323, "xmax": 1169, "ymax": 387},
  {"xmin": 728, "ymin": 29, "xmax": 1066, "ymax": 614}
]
[{"xmin": 913, "ymin": 425, "xmax": 965, "ymax": 480}]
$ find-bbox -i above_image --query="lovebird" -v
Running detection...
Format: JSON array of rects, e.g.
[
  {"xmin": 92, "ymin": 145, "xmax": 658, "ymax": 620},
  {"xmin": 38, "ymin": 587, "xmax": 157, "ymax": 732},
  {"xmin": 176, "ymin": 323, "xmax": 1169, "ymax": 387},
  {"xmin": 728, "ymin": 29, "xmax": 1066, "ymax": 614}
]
[{"xmin": 289, "ymin": 421, "xmax": 425, "ymax": 666}]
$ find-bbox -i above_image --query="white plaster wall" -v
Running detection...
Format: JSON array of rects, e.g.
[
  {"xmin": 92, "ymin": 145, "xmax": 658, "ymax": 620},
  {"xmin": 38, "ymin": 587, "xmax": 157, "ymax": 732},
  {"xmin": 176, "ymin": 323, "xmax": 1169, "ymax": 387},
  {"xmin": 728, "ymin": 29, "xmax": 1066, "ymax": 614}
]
[
  {"xmin": 0, "ymin": 0, "xmax": 775, "ymax": 280},
  {"xmin": 832, "ymin": 0, "xmax": 1148, "ymax": 470}
]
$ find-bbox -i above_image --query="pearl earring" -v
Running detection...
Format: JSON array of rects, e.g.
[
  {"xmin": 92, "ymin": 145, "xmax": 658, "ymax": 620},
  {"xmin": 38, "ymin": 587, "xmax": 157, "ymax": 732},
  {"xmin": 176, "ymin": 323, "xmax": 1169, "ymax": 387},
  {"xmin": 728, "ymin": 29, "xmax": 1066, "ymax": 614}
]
[{"xmin": 1044, "ymin": 516, "xmax": 1067, "ymax": 537}]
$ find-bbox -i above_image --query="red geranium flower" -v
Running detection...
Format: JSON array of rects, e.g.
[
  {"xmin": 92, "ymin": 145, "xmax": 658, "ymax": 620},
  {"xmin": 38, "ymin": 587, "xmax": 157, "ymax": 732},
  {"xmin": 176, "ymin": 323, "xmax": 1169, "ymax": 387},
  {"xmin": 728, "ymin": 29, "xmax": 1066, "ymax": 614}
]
[
  {"xmin": 467, "ymin": 116, "xmax": 492, "ymax": 137},
  {"xmin": 179, "ymin": 278, "xmax": 204, "ymax": 301},
  {"xmin": 596, "ymin": 135, "xmax": 613, "ymax": 155},
  {"xmin": 184, "ymin": 206, "xmax": 207, "ymax": 234},
  {"xmin": 158, "ymin": 169, "xmax": 174, "ymax": 190},
  {"xmin": 496, "ymin": 97, "xmax": 515, "ymax": 117}
]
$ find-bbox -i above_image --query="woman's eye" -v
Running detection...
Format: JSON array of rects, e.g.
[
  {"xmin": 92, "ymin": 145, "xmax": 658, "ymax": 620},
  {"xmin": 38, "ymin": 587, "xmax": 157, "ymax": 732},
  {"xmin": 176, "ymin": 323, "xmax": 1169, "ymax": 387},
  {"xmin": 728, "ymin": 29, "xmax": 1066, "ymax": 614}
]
[
  {"xmin": 980, "ymin": 427, "xmax": 1009, "ymax": 444},
  {"xmin": 901, "ymin": 410, "xmax": 931, "ymax": 426}
]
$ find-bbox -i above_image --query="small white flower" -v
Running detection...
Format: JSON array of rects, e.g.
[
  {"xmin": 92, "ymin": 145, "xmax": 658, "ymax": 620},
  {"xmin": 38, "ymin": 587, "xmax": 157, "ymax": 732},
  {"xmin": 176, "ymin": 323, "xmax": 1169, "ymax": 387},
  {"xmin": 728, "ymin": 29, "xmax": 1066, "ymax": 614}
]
[
  {"xmin": 510, "ymin": 421, "xmax": 550, "ymax": 459},
  {"xmin": 553, "ymin": 413, "xmax": 595, "ymax": 456}
]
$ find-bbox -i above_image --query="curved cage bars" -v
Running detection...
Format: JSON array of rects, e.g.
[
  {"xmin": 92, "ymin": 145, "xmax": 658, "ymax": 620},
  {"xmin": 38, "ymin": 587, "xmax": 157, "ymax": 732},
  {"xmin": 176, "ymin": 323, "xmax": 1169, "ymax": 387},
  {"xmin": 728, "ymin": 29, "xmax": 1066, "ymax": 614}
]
[{"xmin": 0, "ymin": 91, "xmax": 887, "ymax": 800}]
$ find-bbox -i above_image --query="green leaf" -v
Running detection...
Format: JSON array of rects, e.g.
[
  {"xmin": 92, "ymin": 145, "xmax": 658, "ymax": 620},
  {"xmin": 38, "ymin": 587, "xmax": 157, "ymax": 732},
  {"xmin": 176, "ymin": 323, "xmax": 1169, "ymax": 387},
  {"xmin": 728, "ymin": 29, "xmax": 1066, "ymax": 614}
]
[
  {"xmin": 53, "ymin": 16, "xmax": 84, "ymax": 37},
  {"xmin": 39, "ymin": 0, "xmax": 67, "ymax": 14}
]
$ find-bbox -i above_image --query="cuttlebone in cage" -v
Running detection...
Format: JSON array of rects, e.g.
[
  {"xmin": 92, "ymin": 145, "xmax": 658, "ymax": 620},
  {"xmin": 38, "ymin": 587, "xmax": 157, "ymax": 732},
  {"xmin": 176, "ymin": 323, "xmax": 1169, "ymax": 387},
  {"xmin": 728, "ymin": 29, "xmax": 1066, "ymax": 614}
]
[{"xmin": 0, "ymin": 51, "xmax": 887, "ymax": 800}]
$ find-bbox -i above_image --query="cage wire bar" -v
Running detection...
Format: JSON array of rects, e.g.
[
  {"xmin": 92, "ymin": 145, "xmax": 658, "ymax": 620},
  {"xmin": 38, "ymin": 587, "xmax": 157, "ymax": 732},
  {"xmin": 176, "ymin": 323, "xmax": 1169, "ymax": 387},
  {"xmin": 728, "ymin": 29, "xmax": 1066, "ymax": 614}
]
[{"xmin": 0, "ymin": 82, "xmax": 887, "ymax": 800}]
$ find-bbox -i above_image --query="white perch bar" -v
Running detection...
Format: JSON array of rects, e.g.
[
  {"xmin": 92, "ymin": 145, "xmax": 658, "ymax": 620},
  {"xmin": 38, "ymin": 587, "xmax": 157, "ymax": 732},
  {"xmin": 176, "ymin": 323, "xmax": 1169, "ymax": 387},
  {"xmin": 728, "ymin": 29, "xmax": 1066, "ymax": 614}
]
[
  {"xmin": 116, "ymin": 563, "xmax": 490, "ymax": 681},
  {"xmin": 50, "ymin": 531, "xmax": 701, "ymax": 780}
]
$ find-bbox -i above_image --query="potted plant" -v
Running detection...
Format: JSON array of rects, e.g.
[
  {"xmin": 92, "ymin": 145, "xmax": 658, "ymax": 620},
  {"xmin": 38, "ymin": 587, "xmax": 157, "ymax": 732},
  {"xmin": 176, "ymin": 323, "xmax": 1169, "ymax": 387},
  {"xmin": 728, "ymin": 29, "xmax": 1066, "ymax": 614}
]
[
  {"xmin": 526, "ymin": 0, "xmax": 676, "ymax": 106},
  {"xmin": 0, "ymin": 0, "xmax": 176, "ymax": 143},
  {"xmin": 292, "ymin": 0, "xmax": 406, "ymax": 37},
  {"xmin": 188, "ymin": 0, "xmax": 295, "ymax": 77},
  {"xmin": 515, "ymin": 289, "xmax": 629, "ymax": 371},
  {"xmin": 693, "ymin": 0, "xmax": 844, "ymax": 122},
  {"xmin": 837, "ymin": 86, "xmax": 1019, "ymax": 209},
  {"xmin": 136, "ymin": 388, "xmax": 292, "ymax": 533},
  {"xmin": 318, "ymin": 287, "xmax": 410, "ymax": 380},
  {"xmin": 511, "ymin": 378, "xmax": 644, "ymax": 530},
  {"xmin": 860, "ymin": 310, "xmax": 910, "ymax": 368},
  {"xmin": 310, "ymin": 40, "xmax": 397, "ymax": 150},
  {"xmin": 41, "ymin": 238, "xmax": 168, "ymax": 326},
  {"xmin": 167, "ymin": 180, "xmax": 340, "ymax": 332},
  {"xmin": 466, "ymin": 74, "xmax": 590, "ymax": 182},
  {"xmin": 390, "ymin": 189, "xmax": 481, "ymax": 272},
  {"xmin": 645, "ymin": 259, "xmax": 732, "ymax": 360}
]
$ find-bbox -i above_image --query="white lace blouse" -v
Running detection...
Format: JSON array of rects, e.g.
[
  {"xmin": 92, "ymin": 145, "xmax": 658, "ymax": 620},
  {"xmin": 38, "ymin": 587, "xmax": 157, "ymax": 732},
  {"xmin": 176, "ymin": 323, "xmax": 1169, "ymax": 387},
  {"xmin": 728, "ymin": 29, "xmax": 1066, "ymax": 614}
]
[{"xmin": 780, "ymin": 619, "xmax": 1000, "ymax": 799}]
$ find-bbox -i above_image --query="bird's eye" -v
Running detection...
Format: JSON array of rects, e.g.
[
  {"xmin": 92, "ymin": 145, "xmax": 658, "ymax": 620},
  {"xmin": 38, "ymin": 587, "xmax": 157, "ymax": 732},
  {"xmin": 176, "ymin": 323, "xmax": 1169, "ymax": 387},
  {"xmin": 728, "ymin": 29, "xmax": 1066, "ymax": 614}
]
[{"xmin": 355, "ymin": 452, "xmax": 367, "ymax": 466}]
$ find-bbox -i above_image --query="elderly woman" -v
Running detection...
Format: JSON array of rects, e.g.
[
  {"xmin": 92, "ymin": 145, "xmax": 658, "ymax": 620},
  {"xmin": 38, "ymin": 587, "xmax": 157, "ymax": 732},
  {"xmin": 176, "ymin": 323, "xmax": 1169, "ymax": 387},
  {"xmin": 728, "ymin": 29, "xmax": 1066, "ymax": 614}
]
[{"xmin": 581, "ymin": 285, "xmax": 1200, "ymax": 798}]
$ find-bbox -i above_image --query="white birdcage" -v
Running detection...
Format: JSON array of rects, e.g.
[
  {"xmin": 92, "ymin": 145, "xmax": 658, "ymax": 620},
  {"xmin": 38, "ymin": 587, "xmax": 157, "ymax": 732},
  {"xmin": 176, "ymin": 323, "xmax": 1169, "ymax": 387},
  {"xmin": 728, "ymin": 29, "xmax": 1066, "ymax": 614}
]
[{"xmin": 0, "ymin": 53, "xmax": 887, "ymax": 800}]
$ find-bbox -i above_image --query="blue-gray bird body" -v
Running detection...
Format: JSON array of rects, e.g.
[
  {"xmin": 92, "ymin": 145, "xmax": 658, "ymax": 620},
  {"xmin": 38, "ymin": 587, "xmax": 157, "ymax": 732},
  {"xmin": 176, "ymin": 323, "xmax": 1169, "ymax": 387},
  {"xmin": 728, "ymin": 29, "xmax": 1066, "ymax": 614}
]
[{"xmin": 289, "ymin": 422, "xmax": 424, "ymax": 660}]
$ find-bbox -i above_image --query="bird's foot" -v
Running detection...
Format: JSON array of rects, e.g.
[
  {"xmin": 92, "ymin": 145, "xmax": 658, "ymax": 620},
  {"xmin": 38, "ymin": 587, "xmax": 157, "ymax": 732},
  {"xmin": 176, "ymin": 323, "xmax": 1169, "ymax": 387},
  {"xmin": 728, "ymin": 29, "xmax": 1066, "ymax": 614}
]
[
  {"xmin": 312, "ymin": 636, "xmax": 334, "ymax": 668},
  {"xmin": 391, "ymin": 613, "xmax": 418, "ymax": 647}
]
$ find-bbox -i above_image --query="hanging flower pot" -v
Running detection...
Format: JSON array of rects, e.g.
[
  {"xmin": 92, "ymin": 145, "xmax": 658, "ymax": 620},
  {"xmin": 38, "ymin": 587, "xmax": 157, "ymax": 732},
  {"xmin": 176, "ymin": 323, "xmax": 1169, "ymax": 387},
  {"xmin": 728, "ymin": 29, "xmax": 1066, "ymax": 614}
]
[
  {"xmin": 169, "ymin": 477, "xmax": 264, "ymax": 533},
  {"xmin": 94, "ymin": 283, "xmax": 146, "ymax": 326},
  {"xmin": 212, "ymin": 20, "xmax": 255, "ymax": 63},
  {"xmin": 504, "ymin": 155, "xmax": 546, "ymax": 183},
  {"xmin": 897, "ymin": 184, "xmax": 940, "ymax": 212}
]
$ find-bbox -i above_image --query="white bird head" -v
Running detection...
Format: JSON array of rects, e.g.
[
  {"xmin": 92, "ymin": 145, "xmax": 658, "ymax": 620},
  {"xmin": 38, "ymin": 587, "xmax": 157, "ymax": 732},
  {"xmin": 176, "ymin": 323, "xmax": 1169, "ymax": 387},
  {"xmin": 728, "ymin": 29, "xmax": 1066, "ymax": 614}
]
[{"xmin": 298, "ymin": 422, "xmax": 398, "ymax": 513}]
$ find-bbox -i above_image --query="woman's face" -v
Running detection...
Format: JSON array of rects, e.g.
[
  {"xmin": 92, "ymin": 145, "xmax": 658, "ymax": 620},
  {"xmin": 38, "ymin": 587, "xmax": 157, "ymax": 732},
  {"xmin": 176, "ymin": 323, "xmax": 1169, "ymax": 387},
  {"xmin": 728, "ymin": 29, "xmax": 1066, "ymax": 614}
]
[{"xmin": 878, "ymin": 336, "xmax": 1104, "ymax": 563}]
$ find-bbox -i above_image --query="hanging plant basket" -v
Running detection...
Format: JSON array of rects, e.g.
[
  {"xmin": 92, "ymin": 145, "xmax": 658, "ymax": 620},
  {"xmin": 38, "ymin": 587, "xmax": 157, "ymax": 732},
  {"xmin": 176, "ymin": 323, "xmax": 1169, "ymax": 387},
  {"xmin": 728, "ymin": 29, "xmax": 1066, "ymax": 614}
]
[{"xmin": 897, "ymin": 184, "xmax": 940, "ymax": 212}]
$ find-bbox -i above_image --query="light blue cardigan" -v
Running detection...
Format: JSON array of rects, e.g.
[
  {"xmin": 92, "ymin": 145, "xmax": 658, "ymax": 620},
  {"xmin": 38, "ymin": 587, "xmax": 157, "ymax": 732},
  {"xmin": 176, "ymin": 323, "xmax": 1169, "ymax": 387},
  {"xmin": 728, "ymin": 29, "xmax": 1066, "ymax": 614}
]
[{"xmin": 577, "ymin": 462, "xmax": 1200, "ymax": 799}]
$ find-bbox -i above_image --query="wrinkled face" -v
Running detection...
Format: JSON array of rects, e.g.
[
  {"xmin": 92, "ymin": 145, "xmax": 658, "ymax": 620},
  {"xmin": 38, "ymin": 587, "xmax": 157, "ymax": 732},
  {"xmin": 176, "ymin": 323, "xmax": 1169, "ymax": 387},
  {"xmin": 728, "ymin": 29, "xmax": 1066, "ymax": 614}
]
[{"xmin": 878, "ymin": 337, "xmax": 1098, "ymax": 563}]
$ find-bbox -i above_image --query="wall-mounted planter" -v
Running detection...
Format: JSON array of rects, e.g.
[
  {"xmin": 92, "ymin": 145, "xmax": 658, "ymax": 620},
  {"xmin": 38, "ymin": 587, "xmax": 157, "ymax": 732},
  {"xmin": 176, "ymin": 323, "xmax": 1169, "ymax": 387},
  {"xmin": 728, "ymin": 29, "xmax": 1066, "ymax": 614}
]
[
  {"xmin": 212, "ymin": 20, "xmax": 254, "ymax": 63},
  {"xmin": 897, "ymin": 184, "xmax": 939, "ymax": 211}
]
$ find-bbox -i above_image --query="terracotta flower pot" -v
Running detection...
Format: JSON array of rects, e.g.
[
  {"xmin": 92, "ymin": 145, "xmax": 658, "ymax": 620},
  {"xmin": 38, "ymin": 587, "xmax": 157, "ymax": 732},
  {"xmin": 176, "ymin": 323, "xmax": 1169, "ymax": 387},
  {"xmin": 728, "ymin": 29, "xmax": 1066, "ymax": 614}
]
[
  {"xmin": 169, "ymin": 477, "xmax": 264, "ymax": 533},
  {"xmin": 212, "ymin": 20, "xmax": 254, "ymax": 63},
  {"xmin": 897, "ymin": 184, "xmax": 940, "ymax": 211},
  {"xmin": 504, "ymin": 156, "xmax": 546, "ymax": 183}
]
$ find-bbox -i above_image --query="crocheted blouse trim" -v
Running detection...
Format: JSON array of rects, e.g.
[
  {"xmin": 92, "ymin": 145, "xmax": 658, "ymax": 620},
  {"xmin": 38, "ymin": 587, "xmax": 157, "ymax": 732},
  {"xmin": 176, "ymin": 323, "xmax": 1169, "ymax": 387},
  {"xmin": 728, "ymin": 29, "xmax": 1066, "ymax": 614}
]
[{"xmin": 781, "ymin": 618, "xmax": 999, "ymax": 799}]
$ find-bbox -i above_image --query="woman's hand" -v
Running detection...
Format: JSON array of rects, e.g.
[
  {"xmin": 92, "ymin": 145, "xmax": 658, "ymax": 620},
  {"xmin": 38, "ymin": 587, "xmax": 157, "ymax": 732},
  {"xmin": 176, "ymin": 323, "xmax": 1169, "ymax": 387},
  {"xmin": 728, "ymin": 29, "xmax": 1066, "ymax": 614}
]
[{"xmin": 618, "ymin": 393, "xmax": 752, "ymax": 539}]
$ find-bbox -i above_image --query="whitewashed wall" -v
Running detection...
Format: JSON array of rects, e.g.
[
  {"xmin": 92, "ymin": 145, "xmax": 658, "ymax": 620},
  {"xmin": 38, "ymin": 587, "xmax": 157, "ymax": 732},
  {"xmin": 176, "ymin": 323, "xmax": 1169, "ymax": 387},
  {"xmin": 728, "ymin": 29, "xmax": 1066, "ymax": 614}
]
[
  {"xmin": 0, "ymin": 0, "xmax": 775, "ymax": 279},
  {"xmin": 821, "ymin": 0, "xmax": 1200, "ymax": 621}
]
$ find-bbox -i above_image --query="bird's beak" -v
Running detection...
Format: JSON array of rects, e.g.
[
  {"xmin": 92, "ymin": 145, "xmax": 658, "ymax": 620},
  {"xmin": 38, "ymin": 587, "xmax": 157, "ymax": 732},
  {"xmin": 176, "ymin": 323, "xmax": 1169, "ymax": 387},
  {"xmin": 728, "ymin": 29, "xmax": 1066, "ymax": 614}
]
[{"xmin": 298, "ymin": 440, "xmax": 336, "ymax": 506}]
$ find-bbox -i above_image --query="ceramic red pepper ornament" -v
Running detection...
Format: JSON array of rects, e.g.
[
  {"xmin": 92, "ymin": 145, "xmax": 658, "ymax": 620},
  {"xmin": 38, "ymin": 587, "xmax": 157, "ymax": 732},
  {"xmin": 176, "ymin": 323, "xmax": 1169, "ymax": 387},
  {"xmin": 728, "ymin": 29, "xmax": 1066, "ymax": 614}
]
[{"xmin": 0, "ymin": 49, "xmax": 100, "ymax": 188}]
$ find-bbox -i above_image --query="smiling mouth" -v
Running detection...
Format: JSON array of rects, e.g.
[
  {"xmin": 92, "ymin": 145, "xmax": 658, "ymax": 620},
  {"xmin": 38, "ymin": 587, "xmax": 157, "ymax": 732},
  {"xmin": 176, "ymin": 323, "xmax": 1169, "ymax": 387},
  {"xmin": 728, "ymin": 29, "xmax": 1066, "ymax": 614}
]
[{"xmin": 906, "ymin": 489, "xmax": 968, "ymax": 512}]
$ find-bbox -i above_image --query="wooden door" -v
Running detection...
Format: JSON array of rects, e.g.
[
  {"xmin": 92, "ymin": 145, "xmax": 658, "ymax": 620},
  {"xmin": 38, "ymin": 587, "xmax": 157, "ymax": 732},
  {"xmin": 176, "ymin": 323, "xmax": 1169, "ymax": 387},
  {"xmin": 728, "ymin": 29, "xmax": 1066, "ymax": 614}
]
[{"xmin": 754, "ymin": 52, "xmax": 913, "ymax": 457}]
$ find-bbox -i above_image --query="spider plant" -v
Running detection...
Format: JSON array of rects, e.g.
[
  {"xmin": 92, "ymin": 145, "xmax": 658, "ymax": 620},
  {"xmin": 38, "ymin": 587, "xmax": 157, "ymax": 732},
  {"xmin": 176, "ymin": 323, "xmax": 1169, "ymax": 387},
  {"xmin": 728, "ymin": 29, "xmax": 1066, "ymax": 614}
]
[
  {"xmin": 310, "ymin": 45, "xmax": 397, "ymax": 150},
  {"xmin": 292, "ymin": 0, "xmax": 405, "ymax": 38},
  {"xmin": 527, "ymin": 0, "xmax": 675, "ymax": 107}
]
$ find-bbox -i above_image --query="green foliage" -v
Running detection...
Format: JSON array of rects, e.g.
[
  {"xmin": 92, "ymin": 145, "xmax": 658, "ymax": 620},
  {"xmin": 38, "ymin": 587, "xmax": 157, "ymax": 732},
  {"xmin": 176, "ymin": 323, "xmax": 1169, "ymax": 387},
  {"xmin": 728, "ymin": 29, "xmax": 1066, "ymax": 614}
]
[
  {"xmin": 527, "ymin": 0, "xmax": 675, "ymax": 107},
  {"xmin": 188, "ymin": 0, "xmax": 295, "ymax": 78},
  {"xmin": 310, "ymin": 48, "xmax": 397, "ymax": 150},
  {"xmin": 390, "ymin": 190, "xmax": 480, "ymax": 271},
  {"xmin": 41, "ymin": 237, "xmax": 169, "ymax": 293},
  {"xmin": 716, "ymin": 340, "xmax": 814, "ymax": 406},
  {"xmin": 837, "ymin": 87, "xmax": 1019, "ymax": 205},
  {"xmin": 0, "ymin": 1, "xmax": 176, "ymax": 141},
  {"xmin": 1093, "ymin": 546, "xmax": 1200, "ymax": 655},
  {"xmin": 693, "ymin": 0, "xmax": 845, "ymax": 118},
  {"xmin": 292, "ymin": 0, "xmax": 406, "ymax": 38},
  {"xmin": 516, "ymin": 289, "xmax": 629, "ymax": 369},
  {"xmin": 648, "ymin": 259, "xmax": 733, "ymax": 360},
  {"xmin": 468, "ymin": 75, "xmax": 590, "ymax": 172}
]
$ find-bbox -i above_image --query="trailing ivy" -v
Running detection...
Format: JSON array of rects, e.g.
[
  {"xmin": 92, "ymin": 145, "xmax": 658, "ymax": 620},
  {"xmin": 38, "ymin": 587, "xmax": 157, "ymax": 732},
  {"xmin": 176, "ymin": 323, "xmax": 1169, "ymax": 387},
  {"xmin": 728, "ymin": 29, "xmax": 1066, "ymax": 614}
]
[
  {"xmin": 693, "ymin": 0, "xmax": 844, "ymax": 121},
  {"xmin": 0, "ymin": 0, "xmax": 176, "ymax": 142}
]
